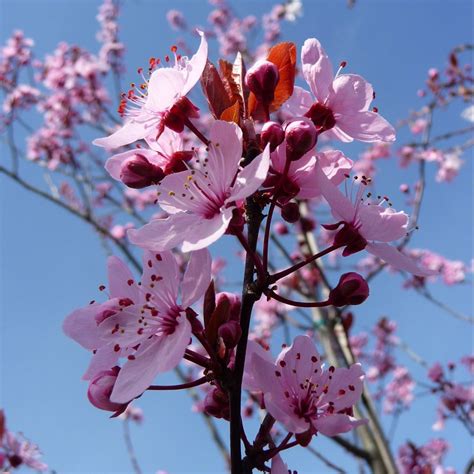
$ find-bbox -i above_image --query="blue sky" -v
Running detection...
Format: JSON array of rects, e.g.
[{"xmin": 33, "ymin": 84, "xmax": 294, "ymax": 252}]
[{"xmin": 1, "ymin": 0, "xmax": 472, "ymax": 472}]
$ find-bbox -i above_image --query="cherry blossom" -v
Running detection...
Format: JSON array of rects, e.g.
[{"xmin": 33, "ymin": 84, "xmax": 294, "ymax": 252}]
[
  {"xmin": 314, "ymin": 161, "xmax": 435, "ymax": 276},
  {"xmin": 63, "ymin": 249, "xmax": 211, "ymax": 403},
  {"xmin": 247, "ymin": 335, "xmax": 366, "ymax": 436},
  {"xmin": 128, "ymin": 120, "xmax": 270, "ymax": 252},
  {"xmin": 285, "ymin": 38, "xmax": 396, "ymax": 143},
  {"xmin": 93, "ymin": 31, "xmax": 208, "ymax": 149}
]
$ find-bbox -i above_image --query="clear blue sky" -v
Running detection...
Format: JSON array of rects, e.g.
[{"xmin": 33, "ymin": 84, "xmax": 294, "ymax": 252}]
[{"xmin": 1, "ymin": 0, "xmax": 472, "ymax": 473}]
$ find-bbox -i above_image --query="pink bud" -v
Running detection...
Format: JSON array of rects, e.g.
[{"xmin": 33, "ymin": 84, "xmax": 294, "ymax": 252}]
[
  {"xmin": 87, "ymin": 367, "xmax": 128, "ymax": 412},
  {"xmin": 285, "ymin": 119, "xmax": 317, "ymax": 161},
  {"xmin": 218, "ymin": 320, "xmax": 242, "ymax": 348},
  {"xmin": 329, "ymin": 272, "xmax": 369, "ymax": 306},
  {"xmin": 120, "ymin": 154, "xmax": 164, "ymax": 189},
  {"xmin": 261, "ymin": 121, "xmax": 285, "ymax": 151},
  {"xmin": 274, "ymin": 222, "xmax": 289, "ymax": 235},
  {"xmin": 246, "ymin": 60, "xmax": 280, "ymax": 107},
  {"xmin": 215, "ymin": 292, "xmax": 241, "ymax": 321},
  {"xmin": 281, "ymin": 202, "xmax": 300, "ymax": 223},
  {"xmin": 204, "ymin": 386, "xmax": 230, "ymax": 420}
]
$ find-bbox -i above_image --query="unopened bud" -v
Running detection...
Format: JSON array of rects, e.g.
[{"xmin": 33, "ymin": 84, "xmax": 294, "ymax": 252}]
[
  {"xmin": 261, "ymin": 121, "xmax": 285, "ymax": 152},
  {"xmin": 329, "ymin": 272, "xmax": 369, "ymax": 307},
  {"xmin": 218, "ymin": 320, "xmax": 242, "ymax": 348},
  {"xmin": 87, "ymin": 367, "xmax": 128, "ymax": 412},
  {"xmin": 204, "ymin": 386, "xmax": 230, "ymax": 420},
  {"xmin": 215, "ymin": 292, "xmax": 241, "ymax": 321},
  {"xmin": 274, "ymin": 222, "xmax": 289, "ymax": 235},
  {"xmin": 120, "ymin": 154, "xmax": 164, "ymax": 188},
  {"xmin": 281, "ymin": 202, "xmax": 300, "ymax": 223},
  {"xmin": 285, "ymin": 119, "xmax": 317, "ymax": 161},
  {"xmin": 246, "ymin": 60, "xmax": 280, "ymax": 107}
]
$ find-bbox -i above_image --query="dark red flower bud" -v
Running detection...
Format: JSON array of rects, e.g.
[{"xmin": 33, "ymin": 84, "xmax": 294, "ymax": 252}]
[
  {"xmin": 163, "ymin": 151, "xmax": 194, "ymax": 175},
  {"xmin": 285, "ymin": 119, "xmax": 317, "ymax": 161},
  {"xmin": 87, "ymin": 367, "xmax": 128, "ymax": 412},
  {"xmin": 204, "ymin": 386, "xmax": 230, "ymax": 420},
  {"xmin": 120, "ymin": 154, "xmax": 164, "ymax": 188},
  {"xmin": 260, "ymin": 121, "xmax": 285, "ymax": 152},
  {"xmin": 218, "ymin": 320, "xmax": 242, "ymax": 348},
  {"xmin": 329, "ymin": 272, "xmax": 369, "ymax": 307},
  {"xmin": 299, "ymin": 216, "xmax": 316, "ymax": 233},
  {"xmin": 274, "ymin": 222, "xmax": 289, "ymax": 235},
  {"xmin": 215, "ymin": 292, "xmax": 241, "ymax": 321},
  {"xmin": 246, "ymin": 60, "xmax": 280, "ymax": 107},
  {"xmin": 281, "ymin": 202, "xmax": 300, "ymax": 223}
]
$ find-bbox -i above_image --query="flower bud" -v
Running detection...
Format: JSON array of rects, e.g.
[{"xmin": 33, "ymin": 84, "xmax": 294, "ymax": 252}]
[
  {"xmin": 87, "ymin": 367, "xmax": 128, "ymax": 412},
  {"xmin": 203, "ymin": 386, "xmax": 230, "ymax": 420},
  {"xmin": 215, "ymin": 292, "xmax": 241, "ymax": 321},
  {"xmin": 120, "ymin": 154, "xmax": 164, "ymax": 188},
  {"xmin": 281, "ymin": 202, "xmax": 300, "ymax": 223},
  {"xmin": 274, "ymin": 222, "xmax": 289, "ymax": 235},
  {"xmin": 285, "ymin": 119, "xmax": 317, "ymax": 161},
  {"xmin": 260, "ymin": 121, "xmax": 285, "ymax": 152},
  {"xmin": 218, "ymin": 320, "xmax": 242, "ymax": 348},
  {"xmin": 329, "ymin": 272, "xmax": 369, "ymax": 307},
  {"xmin": 245, "ymin": 60, "xmax": 280, "ymax": 107}
]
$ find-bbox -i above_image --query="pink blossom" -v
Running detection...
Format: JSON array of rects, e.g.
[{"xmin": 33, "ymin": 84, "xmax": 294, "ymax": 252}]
[
  {"xmin": 314, "ymin": 162, "xmax": 435, "ymax": 276},
  {"xmin": 285, "ymin": 38, "xmax": 396, "ymax": 143},
  {"xmin": 94, "ymin": 31, "xmax": 208, "ymax": 149},
  {"xmin": 246, "ymin": 335, "xmax": 366, "ymax": 436},
  {"xmin": 270, "ymin": 453, "xmax": 291, "ymax": 474},
  {"xmin": 383, "ymin": 366, "xmax": 415, "ymax": 413},
  {"xmin": 64, "ymin": 249, "xmax": 211, "ymax": 403},
  {"xmin": 128, "ymin": 121, "xmax": 270, "ymax": 252},
  {"xmin": 265, "ymin": 141, "xmax": 353, "ymax": 203},
  {"xmin": 2, "ymin": 431, "xmax": 48, "ymax": 472},
  {"xmin": 436, "ymin": 149, "xmax": 464, "ymax": 183}
]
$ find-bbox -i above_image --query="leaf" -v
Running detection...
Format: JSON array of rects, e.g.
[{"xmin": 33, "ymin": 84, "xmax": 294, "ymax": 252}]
[
  {"xmin": 220, "ymin": 101, "xmax": 240, "ymax": 124},
  {"xmin": 219, "ymin": 59, "xmax": 241, "ymax": 105},
  {"xmin": 248, "ymin": 42, "xmax": 297, "ymax": 119},
  {"xmin": 268, "ymin": 42, "xmax": 297, "ymax": 111},
  {"xmin": 200, "ymin": 60, "xmax": 232, "ymax": 119},
  {"xmin": 232, "ymin": 52, "xmax": 248, "ymax": 118},
  {"xmin": 205, "ymin": 298, "xmax": 230, "ymax": 347}
]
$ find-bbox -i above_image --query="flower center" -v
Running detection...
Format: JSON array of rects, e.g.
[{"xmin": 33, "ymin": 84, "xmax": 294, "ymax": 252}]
[{"xmin": 305, "ymin": 102, "xmax": 336, "ymax": 131}]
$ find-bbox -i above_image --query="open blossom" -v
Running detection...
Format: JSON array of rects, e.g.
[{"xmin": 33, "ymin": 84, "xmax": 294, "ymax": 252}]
[
  {"xmin": 128, "ymin": 120, "xmax": 270, "ymax": 252},
  {"xmin": 264, "ymin": 140, "xmax": 353, "ymax": 203},
  {"xmin": 64, "ymin": 249, "xmax": 211, "ymax": 403},
  {"xmin": 246, "ymin": 335, "xmax": 366, "ymax": 436},
  {"xmin": 93, "ymin": 31, "xmax": 208, "ymax": 149},
  {"xmin": 285, "ymin": 38, "xmax": 396, "ymax": 143},
  {"xmin": 1, "ymin": 431, "xmax": 48, "ymax": 472},
  {"xmin": 314, "ymin": 162, "xmax": 435, "ymax": 276},
  {"xmin": 105, "ymin": 128, "xmax": 192, "ymax": 188}
]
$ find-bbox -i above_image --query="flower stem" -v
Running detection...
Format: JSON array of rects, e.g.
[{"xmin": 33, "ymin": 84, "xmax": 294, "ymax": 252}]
[
  {"xmin": 148, "ymin": 376, "xmax": 210, "ymax": 391},
  {"xmin": 269, "ymin": 243, "xmax": 341, "ymax": 283},
  {"xmin": 264, "ymin": 288, "xmax": 331, "ymax": 308},
  {"xmin": 185, "ymin": 118, "xmax": 210, "ymax": 146}
]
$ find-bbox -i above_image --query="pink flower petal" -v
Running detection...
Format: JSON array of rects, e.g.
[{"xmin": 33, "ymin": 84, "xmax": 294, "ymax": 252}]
[
  {"xmin": 141, "ymin": 251, "xmax": 180, "ymax": 308},
  {"xmin": 315, "ymin": 413, "xmax": 368, "ymax": 436},
  {"xmin": 93, "ymin": 120, "xmax": 148, "ymax": 149},
  {"xmin": 367, "ymin": 242, "xmax": 437, "ymax": 276},
  {"xmin": 358, "ymin": 206, "xmax": 408, "ymax": 242},
  {"xmin": 63, "ymin": 303, "xmax": 104, "ymax": 350},
  {"xmin": 301, "ymin": 38, "xmax": 334, "ymax": 102},
  {"xmin": 283, "ymin": 85, "xmax": 314, "ymax": 117},
  {"xmin": 110, "ymin": 317, "xmax": 191, "ymax": 403},
  {"xmin": 181, "ymin": 249, "xmax": 212, "ymax": 307},
  {"xmin": 107, "ymin": 255, "xmax": 139, "ymax": 301},
  {"xmin": 336, "ymin": 111, "xmax": 396, "ymax": 143},
  {"xmin": 146, "ymin": 67, "xmax": 186, "ymax": 111},
  {"xmin": 243, "ymin": 340, "xmax": 273, "ymax": 391},
  {"xmin": 82, "ymin": 344, "xmax": 119, "ymax": 381},
  {"xmin": 181, "ymin": 30, "xmax": 208, "ymax": 96},
  {"xmin": 230, "ymin": 145, "xmax": 270, "ymax": 202},
  {"xmin": 314, "ymin": 161, "xmax": 355, "ymax": 222},
  {"xmin": 270, "ymin": 454, "xmax": 289, "ymax": 474},
  {"xmin": 330, "ymin": 74, "xmax": 374, "ymax": 114}
]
